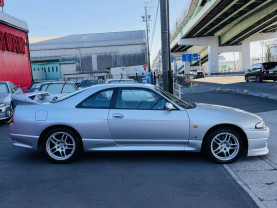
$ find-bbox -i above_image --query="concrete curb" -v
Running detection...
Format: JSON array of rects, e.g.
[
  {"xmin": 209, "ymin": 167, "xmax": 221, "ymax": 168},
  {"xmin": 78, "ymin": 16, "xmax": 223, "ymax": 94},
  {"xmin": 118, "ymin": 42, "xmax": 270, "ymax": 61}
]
[
  {"xmin": 223, "ymin": 164, "xmax": 266, "ymax": 208},
  {"xmin": 209, "ymin": 88, "xmax": 277, "ymax": 100}
]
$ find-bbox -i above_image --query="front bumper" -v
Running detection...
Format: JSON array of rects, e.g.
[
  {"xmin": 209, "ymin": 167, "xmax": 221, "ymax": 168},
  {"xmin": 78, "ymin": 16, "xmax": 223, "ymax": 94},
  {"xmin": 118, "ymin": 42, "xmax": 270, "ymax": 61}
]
[
  {"xmin": 9, "ymin": 122, "xmax": 39, "ymax": 150},
  {"xmin": 0, "ymin": 104, "xmax": 12, "ymax": 120},
  {"xmin": 245, "ymin": 127, "xmax": 270, "ymax": 156}
]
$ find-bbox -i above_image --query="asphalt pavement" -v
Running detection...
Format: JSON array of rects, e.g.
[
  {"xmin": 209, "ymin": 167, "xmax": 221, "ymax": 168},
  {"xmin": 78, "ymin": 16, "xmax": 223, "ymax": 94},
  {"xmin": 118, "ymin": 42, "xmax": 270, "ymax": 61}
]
[{"xmin": 0, "ymin": 121, "xmax": 257, "ymax": 208}]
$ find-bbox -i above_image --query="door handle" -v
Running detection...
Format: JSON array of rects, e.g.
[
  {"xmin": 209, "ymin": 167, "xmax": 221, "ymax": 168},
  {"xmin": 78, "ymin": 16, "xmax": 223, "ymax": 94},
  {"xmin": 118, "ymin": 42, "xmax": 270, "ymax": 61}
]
[{"xmin": 112, "ymin": 113, "xmax": 124, "ymax": 119}]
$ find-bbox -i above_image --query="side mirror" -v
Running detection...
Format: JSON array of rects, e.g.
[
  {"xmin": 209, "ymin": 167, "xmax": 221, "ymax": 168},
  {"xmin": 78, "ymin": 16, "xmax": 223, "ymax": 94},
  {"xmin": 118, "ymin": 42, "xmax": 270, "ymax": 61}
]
[{"xmin": 166, "ymin": 102, "xmax": 175, "ymax": 111}]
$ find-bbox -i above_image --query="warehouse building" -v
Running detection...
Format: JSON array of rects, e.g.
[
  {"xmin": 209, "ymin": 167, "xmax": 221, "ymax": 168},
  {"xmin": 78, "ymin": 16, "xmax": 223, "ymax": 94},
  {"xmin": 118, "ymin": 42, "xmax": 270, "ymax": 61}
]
[{"xmin": 30, "ymin": 30, "xmax": 147, "ymax": 81}]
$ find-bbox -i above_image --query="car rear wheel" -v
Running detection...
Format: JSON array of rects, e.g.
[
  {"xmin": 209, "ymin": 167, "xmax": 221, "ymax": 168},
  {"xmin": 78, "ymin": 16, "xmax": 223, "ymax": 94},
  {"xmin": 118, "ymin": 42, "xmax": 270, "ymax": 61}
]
[
  {"xmin": 203, "ymin": 128, "xmax": 243, "ymax": 164},
  {"xmin": 42, "ymin": 128, "xmax": 81, "ymax": 163},
  {"xmin": 256, "ymin": 76, "xmax": 262, "ymax": 83}
]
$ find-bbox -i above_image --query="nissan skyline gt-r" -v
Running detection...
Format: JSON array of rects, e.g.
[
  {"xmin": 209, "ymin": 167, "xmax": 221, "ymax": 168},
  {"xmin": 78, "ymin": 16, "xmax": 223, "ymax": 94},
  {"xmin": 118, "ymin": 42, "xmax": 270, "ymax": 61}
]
[{"xmin": 9, "ymin": 84, "xmax": 269, "ymax": 164}]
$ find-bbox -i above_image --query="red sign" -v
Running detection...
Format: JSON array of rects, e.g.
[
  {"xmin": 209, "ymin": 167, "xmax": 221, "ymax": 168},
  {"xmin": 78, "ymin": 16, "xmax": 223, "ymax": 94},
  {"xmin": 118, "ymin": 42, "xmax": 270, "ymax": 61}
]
[
  {"xmin": 0, "ymin": 0, "xmax": 4, "ymax": 8},
  {"xmin": 0, "ymin": 31, "xmax": 26, "ymax": 54},
  {"xmin": 143, "ymin": 65, "xmax": 147, "ymax": 71}
]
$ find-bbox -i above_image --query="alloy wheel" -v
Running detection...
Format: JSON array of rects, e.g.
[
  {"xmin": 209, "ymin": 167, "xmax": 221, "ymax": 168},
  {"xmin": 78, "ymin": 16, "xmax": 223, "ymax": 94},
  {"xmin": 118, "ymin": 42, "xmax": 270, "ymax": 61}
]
[
  {"xmin": 210, "ymin": 132, "xmax": 240, "ymax": 161},
  {"xmin": 46, "ymin": 132, "xmax": 76, "ymax": 161}
]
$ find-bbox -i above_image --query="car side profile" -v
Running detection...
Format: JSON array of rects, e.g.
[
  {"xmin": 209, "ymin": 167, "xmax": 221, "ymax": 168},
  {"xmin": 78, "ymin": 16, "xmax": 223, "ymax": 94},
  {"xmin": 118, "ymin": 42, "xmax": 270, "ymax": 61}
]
[
  {"xmin": 9, "ymin": 84, "xmax": 269, "ymax": 164},
  {"xmin": 245, "ymin": 62, "xmax": 277, "ymax": 82}
]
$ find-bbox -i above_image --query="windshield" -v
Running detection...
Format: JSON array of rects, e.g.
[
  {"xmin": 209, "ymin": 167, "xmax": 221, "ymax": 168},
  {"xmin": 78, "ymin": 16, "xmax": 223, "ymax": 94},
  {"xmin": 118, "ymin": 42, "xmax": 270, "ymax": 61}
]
[
  {"xmin": 0, "ymin": 83, "xmax": 9, "ymax": 94},
  {"xmin": 40, "ymin": 83, "xmax": 77, "ymax": 94},
  {"xmin": 80, "ymin": 80, "xmax": 98, "ymax": 87},
  {"xmin": 155, "ymin": 87, "xmax": 194, "ymax": 109}
]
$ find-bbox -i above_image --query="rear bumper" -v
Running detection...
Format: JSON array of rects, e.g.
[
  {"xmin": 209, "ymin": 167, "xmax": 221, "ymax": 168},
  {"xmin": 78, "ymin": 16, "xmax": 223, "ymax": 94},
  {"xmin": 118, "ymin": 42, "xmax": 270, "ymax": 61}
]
[
  {"xmin": 9, "ymin": 122, "xmax": 39, "ymax": 149},
  {"xmin": 245, "ymin": 127, "xmax": 270, "ymax": 157},
  {"xmin": 9, "ymin": 133, "xmax": 39, "ymax": 150}
]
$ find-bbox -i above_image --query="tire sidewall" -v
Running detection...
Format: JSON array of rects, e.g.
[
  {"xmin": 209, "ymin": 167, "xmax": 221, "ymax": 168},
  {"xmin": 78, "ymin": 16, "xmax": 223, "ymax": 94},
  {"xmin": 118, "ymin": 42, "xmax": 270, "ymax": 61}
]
[
  {"xmin": 42, "ymin": 128, "xmax": 81, "ymax": 163},
  {"xmin": 203, "ymin": 128, "xmax": 243, "ymax": 164}
]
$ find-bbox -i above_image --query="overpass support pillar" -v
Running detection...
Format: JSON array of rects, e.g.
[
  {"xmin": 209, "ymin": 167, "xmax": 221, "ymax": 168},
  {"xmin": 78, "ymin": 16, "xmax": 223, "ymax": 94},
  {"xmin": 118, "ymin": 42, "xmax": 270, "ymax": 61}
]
[
  {"xmin": 241, "ymin": 42, "xmax": 250, "ymax": 71},
  {"xmin": 208, "ymin": 44, "xmax": 219, "ymax": 75}
]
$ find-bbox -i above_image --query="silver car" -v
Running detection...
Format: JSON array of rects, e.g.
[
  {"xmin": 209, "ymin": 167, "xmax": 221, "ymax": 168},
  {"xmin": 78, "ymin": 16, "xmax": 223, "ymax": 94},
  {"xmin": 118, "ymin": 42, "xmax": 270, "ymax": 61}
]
[
  {"xmin": 9, "ymin": 84, "xmax": 269, "ymax": 163},
  {"xmin": 0, "ymin": 81, "xmax": 23, "ymax": 120}
]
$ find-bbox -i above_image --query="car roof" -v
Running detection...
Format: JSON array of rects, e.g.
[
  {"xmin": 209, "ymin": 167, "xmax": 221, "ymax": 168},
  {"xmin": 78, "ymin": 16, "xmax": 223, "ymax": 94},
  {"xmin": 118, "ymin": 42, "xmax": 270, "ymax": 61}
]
[
  {"xmin": 0, "ymin": 81, "xmax": 9, "ymax": 84},
  {"xmin": 86, "ymin": 83, "xmax": 154, "ymax": 90}
]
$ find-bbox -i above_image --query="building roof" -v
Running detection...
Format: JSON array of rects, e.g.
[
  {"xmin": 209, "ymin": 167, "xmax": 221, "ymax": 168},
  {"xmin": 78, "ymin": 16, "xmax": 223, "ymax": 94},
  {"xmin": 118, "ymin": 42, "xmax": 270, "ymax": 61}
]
[
  {"xmin": 30, "ymin": 30, "xmax": 146, "ymax": 51},
  {"xmin": 0, "ymin": 11, "xmax": 29, "ymax": 32}
]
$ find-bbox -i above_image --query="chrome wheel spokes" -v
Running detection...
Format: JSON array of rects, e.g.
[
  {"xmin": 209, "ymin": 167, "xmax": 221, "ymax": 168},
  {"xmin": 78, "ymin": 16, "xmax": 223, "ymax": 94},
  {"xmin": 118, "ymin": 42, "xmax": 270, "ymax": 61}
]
[
  {"xmin": 211, "ymin": 133, "xmax": 239, "ymax": 161},
  {"xmin": 46, "ymin": 132, "xmax": 76, "ymax": 161}
]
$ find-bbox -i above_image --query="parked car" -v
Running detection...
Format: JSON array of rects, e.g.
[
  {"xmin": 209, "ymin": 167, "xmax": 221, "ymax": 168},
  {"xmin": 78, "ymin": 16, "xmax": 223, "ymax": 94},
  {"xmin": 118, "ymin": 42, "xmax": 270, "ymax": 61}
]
[
  {"xmin": 25, "ymin": 80, "xmax": 54, "ymax": 93},
  {"xmin": 106, "ymin": 79, "xmax": 136, "ymax": 84},
  {"xmin": 79, "ymin": 79, "xmax": 104, "ymax": 89},
  {"xmin": 193, "ymin": 72, "xmax": 205, "ymax": 79},
  {"xmin": 245, "ymin": 62, "xmax": 277, "ymax": 82},
  {"xmin": 9, "ymin": 84, "xmax": 269, "ymax": 164},
  {"xmin": 39, "ymin": 81, "xmax": 78, "ymax": 96},
  {"xmin": 0, "ymin": 81, "xmax": 23, "ymax": 120}
]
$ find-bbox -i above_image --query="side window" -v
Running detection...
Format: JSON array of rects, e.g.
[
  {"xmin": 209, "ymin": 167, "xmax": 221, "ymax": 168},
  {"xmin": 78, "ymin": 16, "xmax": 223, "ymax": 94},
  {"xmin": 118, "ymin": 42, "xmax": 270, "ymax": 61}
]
[
  {"xmin": 79, "ymin": 89, "xmax": 114, "ymax": 108},
  {"xmin": 116, "ymin": 89, "xmax": 167, "ymax": 110}
]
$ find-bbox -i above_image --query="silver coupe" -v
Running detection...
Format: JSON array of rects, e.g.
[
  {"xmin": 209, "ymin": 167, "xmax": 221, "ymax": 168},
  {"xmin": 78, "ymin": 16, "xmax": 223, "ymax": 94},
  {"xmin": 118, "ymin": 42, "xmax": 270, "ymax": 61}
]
[{"xmin": 9, "ymin": 84, "xmax": 269, "ymax": 163}]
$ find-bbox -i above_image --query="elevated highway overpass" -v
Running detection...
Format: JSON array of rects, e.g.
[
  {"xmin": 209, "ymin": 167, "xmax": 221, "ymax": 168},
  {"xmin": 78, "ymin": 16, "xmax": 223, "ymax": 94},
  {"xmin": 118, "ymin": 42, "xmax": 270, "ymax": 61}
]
[{"xmin": 153, "ymin": 0, "xmax": 277, "ymax": 75}]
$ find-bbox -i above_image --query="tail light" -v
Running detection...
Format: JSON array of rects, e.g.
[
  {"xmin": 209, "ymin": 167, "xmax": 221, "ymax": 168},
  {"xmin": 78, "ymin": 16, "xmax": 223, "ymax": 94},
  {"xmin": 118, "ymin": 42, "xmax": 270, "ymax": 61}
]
[{"xmin": 261, "ymin": 65, "xmax": 265, "ymax": 72}]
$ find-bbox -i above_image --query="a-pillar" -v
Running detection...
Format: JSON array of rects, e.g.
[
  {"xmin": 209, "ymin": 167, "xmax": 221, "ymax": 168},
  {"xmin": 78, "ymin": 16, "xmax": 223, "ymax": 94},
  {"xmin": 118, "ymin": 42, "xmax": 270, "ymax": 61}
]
[
  {"xmin": 241, "ymin": 42, "xmax": 250, "ymax": 71},
  {"xmin": 208, "ymin": 44, "xmax": 219, "ymax": 75}
]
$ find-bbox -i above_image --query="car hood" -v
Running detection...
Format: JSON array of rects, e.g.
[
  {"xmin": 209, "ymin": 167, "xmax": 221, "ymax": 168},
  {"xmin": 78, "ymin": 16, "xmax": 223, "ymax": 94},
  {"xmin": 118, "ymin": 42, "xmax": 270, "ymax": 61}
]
[
  {"xmin": 0, "ymin": 93, "xmax": 11, "ymax": 103},
  {"xmin": 188, "ymin": 103, "xmax": 263, "ymax": 129}
]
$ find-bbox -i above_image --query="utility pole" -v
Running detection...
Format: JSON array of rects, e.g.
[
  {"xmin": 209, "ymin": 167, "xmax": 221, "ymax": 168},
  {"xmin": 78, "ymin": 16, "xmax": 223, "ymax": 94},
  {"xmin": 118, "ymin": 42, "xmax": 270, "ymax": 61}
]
[
  {"xmin": 160, "ymin": 0, "xmax": 172, "ymax": 93},
  {"xmin": 142, "ymin": 3, "xmax": 152, "ymax": 72}
]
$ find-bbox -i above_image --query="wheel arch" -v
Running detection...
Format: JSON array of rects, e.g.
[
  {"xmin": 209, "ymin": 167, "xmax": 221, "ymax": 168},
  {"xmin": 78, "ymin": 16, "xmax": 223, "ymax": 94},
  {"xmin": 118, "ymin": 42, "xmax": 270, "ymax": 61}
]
[
  {"xmin": 201, "ymin": 124, "xmax": 248, "ymax": 154},
  {"xmin": 38, "ymin": 125, "xmax": 84, "ymax": 151}
]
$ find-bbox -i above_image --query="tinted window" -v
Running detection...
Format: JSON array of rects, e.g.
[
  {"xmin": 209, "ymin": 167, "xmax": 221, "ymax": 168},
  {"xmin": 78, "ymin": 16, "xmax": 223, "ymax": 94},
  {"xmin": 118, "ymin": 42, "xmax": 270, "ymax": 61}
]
[
  {"xmin": 263, "ymin": 62, "xmax": 277, "ymax": 70},
  {"xmin": 116, "ymin": 89, "xmax": 167, "ymax": 110},
  {"xmin": 80, "ymin": 89, "xmax": 114, "ymax": 108}
]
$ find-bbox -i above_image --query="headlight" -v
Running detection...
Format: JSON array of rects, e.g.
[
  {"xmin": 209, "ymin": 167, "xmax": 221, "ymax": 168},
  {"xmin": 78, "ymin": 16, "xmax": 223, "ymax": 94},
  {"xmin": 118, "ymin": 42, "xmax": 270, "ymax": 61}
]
[
  {"xmin": 255, "ymin": 121, "xmax": 266, "ymax": 129},
  {"xmin": 0, "ymin": 102, "xmax": 6, "ymax": 107}
]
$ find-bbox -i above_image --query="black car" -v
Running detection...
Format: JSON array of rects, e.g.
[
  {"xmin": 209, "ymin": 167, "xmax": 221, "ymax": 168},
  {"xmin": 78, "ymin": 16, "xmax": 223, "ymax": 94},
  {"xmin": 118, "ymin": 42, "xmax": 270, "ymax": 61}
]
[
  {"xmin": 245, "ymin": 62, "xmax": 277, "ymax": 82},
  {"xmin": 193, "ymin": 72, "xmax": 205, "ymax": 79}
]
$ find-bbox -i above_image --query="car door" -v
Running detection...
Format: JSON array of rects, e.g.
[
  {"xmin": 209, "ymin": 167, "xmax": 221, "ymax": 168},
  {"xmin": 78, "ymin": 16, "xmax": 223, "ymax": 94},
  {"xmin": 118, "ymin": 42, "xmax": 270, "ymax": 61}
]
[
  {"xmin": 248, "ymin": 65, "xmax": 255, "ymax": 80},
  {"xmin": 108, "ymin": 88, "xmax": 189, "ymax": 145},
  {"xmin": 75, "ymin": 89, "xmax": 115, "ymax": 141}
]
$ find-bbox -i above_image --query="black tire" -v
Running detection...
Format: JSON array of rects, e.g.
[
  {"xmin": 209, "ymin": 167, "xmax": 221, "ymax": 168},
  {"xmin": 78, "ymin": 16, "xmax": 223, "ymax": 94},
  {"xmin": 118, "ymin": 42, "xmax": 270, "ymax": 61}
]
[
  {"xmin": 245, "ymin": 76, "xmax": 249, "ymax": 82},
  {"xmin": 202, "ymin": 127, "xmax": 243, "ymax": 164},
  {"xmin": 256, "ymin": 76, "xmax": 262, "ymax": 83},
  {"xmin": 42, "ymin": 128, "xmax": 82, "ymax": 163}
]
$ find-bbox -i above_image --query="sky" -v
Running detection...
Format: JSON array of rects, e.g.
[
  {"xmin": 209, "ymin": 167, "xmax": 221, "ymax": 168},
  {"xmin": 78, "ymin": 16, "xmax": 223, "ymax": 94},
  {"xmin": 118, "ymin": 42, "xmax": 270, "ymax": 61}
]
[
  {"xmin": 3, "ymin": 0, "xmax": 267, "ymax": 63},
  {"xmin": 3, "ymin": 0, "xmax": 188, "ymax": 62}
]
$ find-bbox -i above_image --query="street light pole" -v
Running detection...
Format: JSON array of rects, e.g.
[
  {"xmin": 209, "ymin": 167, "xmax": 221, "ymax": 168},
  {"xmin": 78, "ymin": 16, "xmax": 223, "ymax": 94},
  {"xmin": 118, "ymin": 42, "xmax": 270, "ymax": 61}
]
[{"xmin": 160, "ymin": 0, "xmax": 172, "ymax": 93}]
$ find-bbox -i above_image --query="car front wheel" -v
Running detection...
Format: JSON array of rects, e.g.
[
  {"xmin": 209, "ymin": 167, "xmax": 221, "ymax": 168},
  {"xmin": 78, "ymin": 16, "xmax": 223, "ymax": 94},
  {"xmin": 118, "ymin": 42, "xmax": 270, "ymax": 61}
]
[
  {"xmin": 42, "ymin": 128, "xmax": 81, "ymax": 163},
  {"xmin": 245, "ymin": 76, "xmax": 249, "ymax": 82},
  {"xmin": 203, "ymin": 128, "xmax": 243, "ymax": 163}
]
